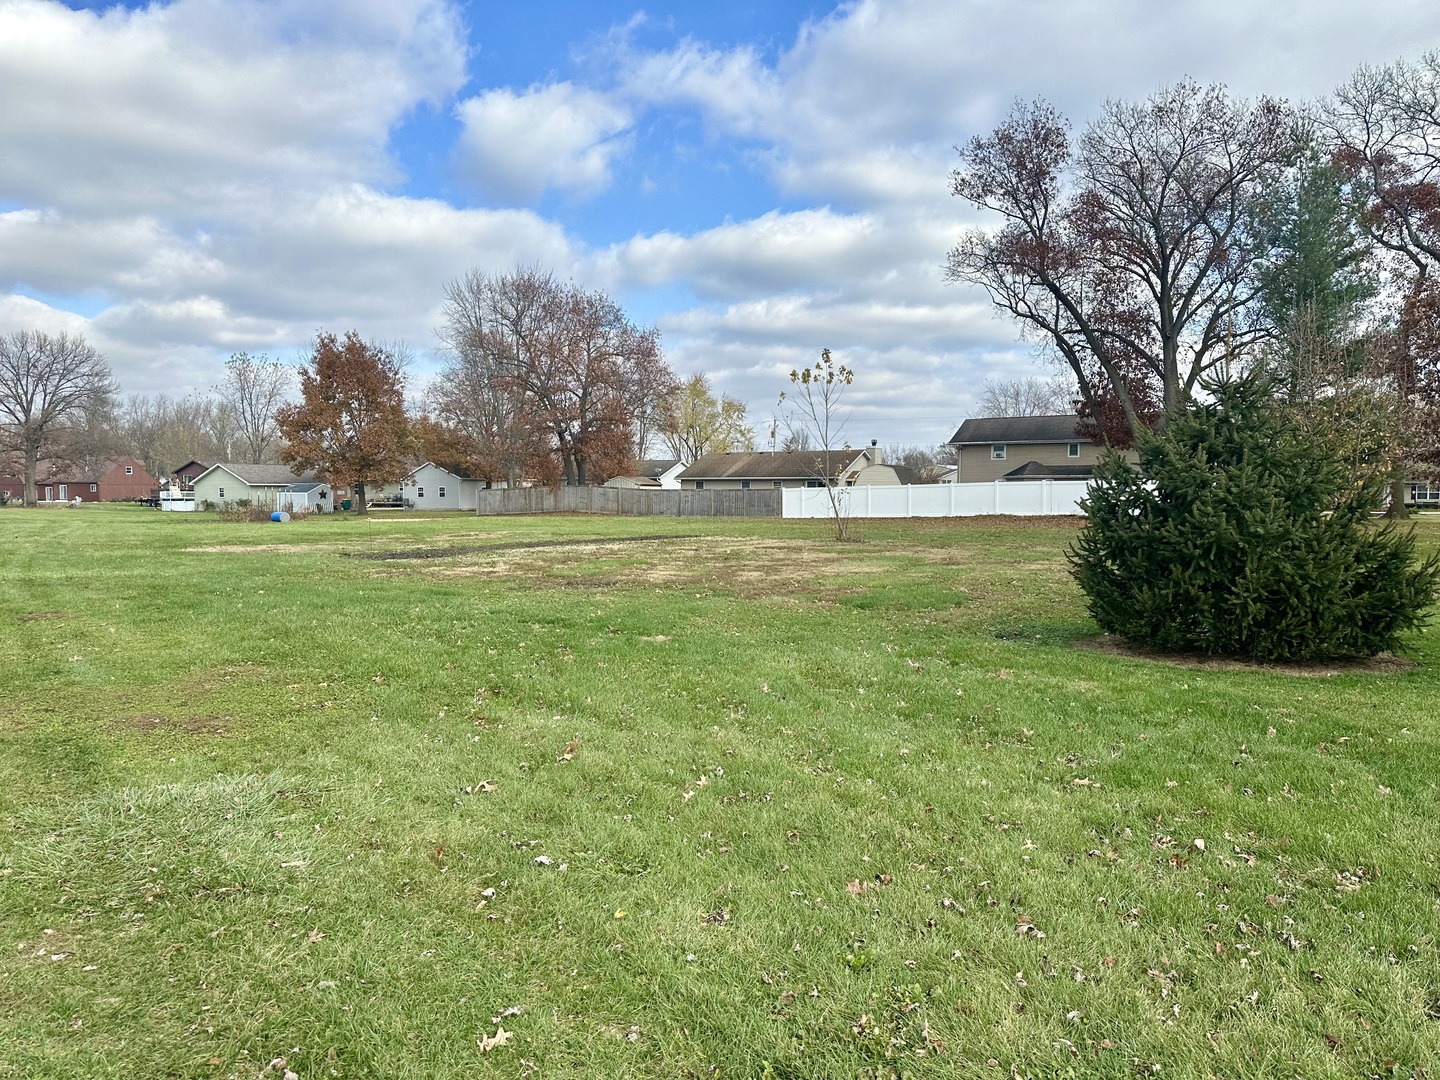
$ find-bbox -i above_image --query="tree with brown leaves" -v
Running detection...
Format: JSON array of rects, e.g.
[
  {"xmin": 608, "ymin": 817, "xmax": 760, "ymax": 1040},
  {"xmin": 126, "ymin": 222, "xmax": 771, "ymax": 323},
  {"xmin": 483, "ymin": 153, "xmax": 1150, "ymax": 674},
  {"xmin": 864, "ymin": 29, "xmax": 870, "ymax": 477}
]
[
  {"xmin": 0, "ymin": 330, "xmax": 117, "ymax": 506},
  {"xmin": 438, "ymin": 267, "xmax": 675, "ymax": 485},
  {"xmin": 276, "ymin": 331, "xmax": 411, "ymax": 513},
  {"xmin": 947, "ymin": 83, "xmax": 1293, "ymax": 441}
]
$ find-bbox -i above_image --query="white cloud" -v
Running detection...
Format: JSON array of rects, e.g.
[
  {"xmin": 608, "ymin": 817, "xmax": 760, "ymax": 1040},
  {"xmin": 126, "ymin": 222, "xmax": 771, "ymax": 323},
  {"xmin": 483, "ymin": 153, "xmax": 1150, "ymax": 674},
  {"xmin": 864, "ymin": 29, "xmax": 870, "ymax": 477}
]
[
  {"xmin": 0, "ymin": 0, "xmax": 467, "ymax": 217},
  {"xmin": 454, "ymin": 83, "xmax": 633, "ymax": 202}
]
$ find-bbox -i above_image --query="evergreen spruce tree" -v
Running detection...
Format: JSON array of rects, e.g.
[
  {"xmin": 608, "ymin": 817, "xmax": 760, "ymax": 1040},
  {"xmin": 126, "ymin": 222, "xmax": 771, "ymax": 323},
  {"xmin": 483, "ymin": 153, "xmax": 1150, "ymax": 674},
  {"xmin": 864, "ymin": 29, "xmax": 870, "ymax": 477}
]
[{"xmin": 1070, "ymin": 374, "xmax": 1439, "ymax": 661}]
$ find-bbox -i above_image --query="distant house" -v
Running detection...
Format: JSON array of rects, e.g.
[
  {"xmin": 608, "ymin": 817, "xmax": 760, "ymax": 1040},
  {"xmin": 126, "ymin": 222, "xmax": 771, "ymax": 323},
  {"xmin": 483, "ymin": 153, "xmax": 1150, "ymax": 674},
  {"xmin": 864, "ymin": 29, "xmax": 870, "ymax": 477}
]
[
  {"xmin": 191, "ymin": 463, "xmax": 325, "ymax": 509},
  {"xmin": 373, "ymin": 462, "xmax": 490, "ymax": 510},
  {"xmin": 946, "ymin": 415, "xmax": 1137, "ymax": 482},
  {"xmin": 170, "ymin": 460, "xmax": 211, "ymax": 491},
  {"xmin": 604, "ymin": 459, "xmax": 686, "ymax": 490},
  {"xmin": 851, "ymin": 462, "xmax": 918, "ymax": 486},
  {"xmin": 1, "ymin": 456, "xmax": 157, "ymax": 503},
  {"xmin": 678, "ymin": 446, "xmax": 880, "ymax": 490}
]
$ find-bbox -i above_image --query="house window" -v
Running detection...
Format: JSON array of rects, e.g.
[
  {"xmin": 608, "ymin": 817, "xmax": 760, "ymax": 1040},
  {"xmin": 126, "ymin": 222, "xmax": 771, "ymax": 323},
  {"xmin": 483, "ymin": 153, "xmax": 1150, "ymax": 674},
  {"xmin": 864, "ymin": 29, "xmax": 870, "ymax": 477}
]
[
  {"xmin": 1067, "ymin": 443, "xmax": 1080, "ymax": 458},
  {"xmin": 740, "ymin": 480, "xmax": 751, "ymax": 489},
  {"xmin": 1411, "ymin": 480, "xmax": 1440, "ymax": 503},
  {"xmin": 438, "ymin": 486, "xmax": 445, "ymax": 498},
  {"xmin": 805, "ymin": 479, "xmax": 825, "ymax": 488},
  {"xmin": 125, "ymin": 466, "xmax": 133, "ymax": 475},
  {"xmin": 59, "ymin": 484, "xmax": 68, "ymax": 499},
  {"xmin": 219, "ymin": 487, "xmax": 225, "ymax": 498},
  {"xmin": 183, "ymin": 474, "xmax": 193, "ymax": 483},
  {"xmin": 417, "ymin": 487, "xmax": 424, "ymax": 498},
  {"xmin": 695, "ymin": 481, "xmax": 705, "ymax": 490},
  {"xmin": 89, "ymin": 484, "xmax": 97, "ymax": 493},
  {"xmin": 772, "ymin": 480, "xmax": 782, "ymax": 488},
  {"xmin": 991, "ymin": 444, "xmax": 1006, "ymax": 460}
]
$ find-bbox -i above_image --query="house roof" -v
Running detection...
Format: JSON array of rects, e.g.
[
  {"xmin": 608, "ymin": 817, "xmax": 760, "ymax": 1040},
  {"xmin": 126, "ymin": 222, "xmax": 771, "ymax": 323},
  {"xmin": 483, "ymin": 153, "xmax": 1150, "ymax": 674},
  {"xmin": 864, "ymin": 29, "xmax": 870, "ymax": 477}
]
[
  {"xmin": 948, "ymin": 415, "xmax": 1083, "ymax": 445},
  {"xmin": 679, "ymin": 449, "xmax": 870, "ymax": 481},
  {"xmin": 283, "ymin": 482, "xmax": 327, "ymax": 493},
  {"xmin": 1001, "ymin": 461, "xmax": 1095, "ymax": 480},
  {"xmin": 404, "ymin": 461, "xmax": 480, "ymax": 481},
  {"xmin": 197, "ymin": 462, "xmax": 313, "ymax": 486},
  {"xmin": 636, "ymin": 458, "xmax": 682, "ymax": 479},
  {"xmin": 172, "ymin": 460, "xmax": 211, "ymax": 477}
]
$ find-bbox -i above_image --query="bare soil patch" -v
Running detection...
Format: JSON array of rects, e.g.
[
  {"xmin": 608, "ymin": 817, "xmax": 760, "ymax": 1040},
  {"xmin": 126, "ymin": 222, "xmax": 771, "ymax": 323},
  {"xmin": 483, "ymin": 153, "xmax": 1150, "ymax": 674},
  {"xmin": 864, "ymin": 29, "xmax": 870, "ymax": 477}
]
[
  {"xmin": 118, "ymin": 713, "xmax": 231, "ymax": 735},
  {"xmin": 347, "ymin": 534, "xmax": 703, "ymax": 561},
  {"xmin": 183, "ymin": 543, "xmax": 344, "ymax": 554},
  {"xmin": 18, "ymin": 610, "xmax": 66, "ymax": 622},
  {"xmin": 420, "ymin": 536, "xmax": 889, "ymax": 599},
  {"xmin": 1075, "ymin": 634, "xmax": 1417, "ymax": 676}
]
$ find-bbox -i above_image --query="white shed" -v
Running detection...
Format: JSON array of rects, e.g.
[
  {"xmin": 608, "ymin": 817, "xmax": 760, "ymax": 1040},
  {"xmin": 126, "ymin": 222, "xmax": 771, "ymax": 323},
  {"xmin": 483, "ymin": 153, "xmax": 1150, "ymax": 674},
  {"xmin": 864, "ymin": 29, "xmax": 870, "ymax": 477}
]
[{"xmin": 277, "ymin": 482, "xmax": 333, "ymax": 513}]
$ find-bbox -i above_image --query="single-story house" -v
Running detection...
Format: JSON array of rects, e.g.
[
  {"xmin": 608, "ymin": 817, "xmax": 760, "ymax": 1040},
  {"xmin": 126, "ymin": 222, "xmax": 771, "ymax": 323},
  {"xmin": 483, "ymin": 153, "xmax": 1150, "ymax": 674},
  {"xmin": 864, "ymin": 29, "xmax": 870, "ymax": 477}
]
[
  {"xmin": 678, "ymin": 445, "xmax": 880, "ymax": 490},
  {"xmin": 277, "ymin": 482, "xmax": 334, "ymax": 514},
  {"xmin": 946, "ymin": 415, "xmax": 1138, "ymax": 482},
  {"xmin": 850, "ymin": 462, "xmax": 919, "ymax": 485},
  {"xmin": 0, "ymin": 456, "xmax": 157, "ymax": 503},
  {"xmin": 373, "ymin": 462, "xmax": 490, "ymax": 510},
  {"xmin": 191, "ymin": 463, "xmax": 325, "ymax": 509},
  {"xmin": 604, "ymin": 459, "xmax": 686, "ymax": 489}
]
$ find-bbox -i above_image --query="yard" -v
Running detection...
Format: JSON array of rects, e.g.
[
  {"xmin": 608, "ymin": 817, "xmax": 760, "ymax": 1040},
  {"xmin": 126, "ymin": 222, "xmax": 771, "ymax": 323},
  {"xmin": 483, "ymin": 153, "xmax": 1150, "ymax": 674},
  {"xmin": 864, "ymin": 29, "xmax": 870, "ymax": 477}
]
[{"xmin": 1, "ymin": 505, "xmax": 1438, "ymax": 1079}]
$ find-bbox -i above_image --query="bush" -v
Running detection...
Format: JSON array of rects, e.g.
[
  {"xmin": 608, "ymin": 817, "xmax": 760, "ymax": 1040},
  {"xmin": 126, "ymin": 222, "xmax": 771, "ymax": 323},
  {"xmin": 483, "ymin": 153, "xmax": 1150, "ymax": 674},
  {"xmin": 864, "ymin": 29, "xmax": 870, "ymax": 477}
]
[{"xmin": 1069, "ymin": 374, "xmax": 1440, "ymax": 661}]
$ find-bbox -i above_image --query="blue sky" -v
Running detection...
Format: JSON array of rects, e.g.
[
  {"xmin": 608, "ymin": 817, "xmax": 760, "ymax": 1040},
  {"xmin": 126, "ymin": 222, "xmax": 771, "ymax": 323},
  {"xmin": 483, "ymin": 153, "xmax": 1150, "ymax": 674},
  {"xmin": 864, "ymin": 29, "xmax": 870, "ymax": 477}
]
[{"xmin": 4, "ymin": 0, "xmax": 1440, "ymax": 446}]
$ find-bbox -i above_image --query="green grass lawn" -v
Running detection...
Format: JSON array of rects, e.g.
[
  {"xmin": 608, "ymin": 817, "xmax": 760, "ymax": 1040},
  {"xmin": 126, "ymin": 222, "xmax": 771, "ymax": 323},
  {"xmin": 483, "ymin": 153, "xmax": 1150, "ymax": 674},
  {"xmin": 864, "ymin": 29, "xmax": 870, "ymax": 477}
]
[{"xmin": 2, "ymin": 504, "xmax": 1438, "ymax": 1079}]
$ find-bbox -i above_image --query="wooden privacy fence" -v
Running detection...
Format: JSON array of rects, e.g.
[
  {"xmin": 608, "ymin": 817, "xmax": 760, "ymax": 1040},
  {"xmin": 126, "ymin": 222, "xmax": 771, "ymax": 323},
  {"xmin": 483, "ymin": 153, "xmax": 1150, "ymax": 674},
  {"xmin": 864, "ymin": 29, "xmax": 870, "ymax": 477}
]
[{"xmin": 472, "ymin": 486, "xmax": 782, "ymax": 517}]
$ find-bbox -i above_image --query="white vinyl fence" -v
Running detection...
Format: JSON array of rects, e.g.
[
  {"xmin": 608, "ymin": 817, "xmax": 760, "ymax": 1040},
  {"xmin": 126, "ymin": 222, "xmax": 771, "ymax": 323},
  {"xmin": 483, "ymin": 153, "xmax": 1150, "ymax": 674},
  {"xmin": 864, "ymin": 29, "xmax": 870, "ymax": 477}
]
[{"xmin": 782, "ymin": 481, "xmax": 1091, "ymax": 519}]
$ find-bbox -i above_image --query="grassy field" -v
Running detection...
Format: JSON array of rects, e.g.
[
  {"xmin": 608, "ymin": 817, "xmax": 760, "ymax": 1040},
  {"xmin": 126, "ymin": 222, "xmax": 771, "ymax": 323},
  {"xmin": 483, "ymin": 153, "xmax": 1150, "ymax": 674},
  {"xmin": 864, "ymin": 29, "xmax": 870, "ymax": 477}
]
[{"xmin": 1, "ymin": 504, "xmax": 1438, "ymax": 1079}]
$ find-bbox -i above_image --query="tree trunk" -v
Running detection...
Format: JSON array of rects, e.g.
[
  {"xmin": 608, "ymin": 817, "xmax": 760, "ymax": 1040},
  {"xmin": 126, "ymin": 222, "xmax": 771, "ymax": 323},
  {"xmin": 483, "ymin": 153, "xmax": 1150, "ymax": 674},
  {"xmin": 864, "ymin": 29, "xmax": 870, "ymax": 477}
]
[
  {"xmin": 355, "ymin": 482, "xmax": 368, "ymax": 515},
  {"xmin": 1384, "ymin": 475, "xmax": 1411, "ymax": 519},
  {"xmin": 23, "ymin": 437, "xmax": 40, "ymax": 507}
]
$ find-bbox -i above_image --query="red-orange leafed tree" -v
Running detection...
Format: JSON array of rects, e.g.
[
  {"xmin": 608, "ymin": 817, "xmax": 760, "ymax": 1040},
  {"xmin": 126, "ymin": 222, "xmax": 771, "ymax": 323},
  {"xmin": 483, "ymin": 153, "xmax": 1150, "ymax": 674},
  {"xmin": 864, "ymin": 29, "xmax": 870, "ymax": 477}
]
[{"xmin": 277, "ymin": 331, "xmax": 412, "ymax": 513}]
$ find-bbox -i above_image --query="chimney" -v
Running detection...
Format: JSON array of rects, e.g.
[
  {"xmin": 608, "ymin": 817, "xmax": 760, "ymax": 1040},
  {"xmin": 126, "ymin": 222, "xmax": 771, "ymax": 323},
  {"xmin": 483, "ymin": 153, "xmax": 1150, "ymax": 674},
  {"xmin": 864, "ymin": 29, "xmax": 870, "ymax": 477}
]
[{"xmin": 869, "ymin": 439, "xmax": 883, "ymax": 465}]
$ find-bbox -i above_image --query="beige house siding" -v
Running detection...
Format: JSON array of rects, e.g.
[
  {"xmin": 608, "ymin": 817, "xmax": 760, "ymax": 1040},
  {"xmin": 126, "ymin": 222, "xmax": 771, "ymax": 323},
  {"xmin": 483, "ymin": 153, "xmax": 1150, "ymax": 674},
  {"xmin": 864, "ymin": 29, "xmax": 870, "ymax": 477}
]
[
  {"xmin": 682, "ymin": 478, "xmax": 799, "ymax": 490},
  {"xmin": 958, "ymin": 441, "xmax": 1134, "ymax": 482},
  {"xmin": 192, "ymin": 469, "xmax": 284, "ymax": 508}
]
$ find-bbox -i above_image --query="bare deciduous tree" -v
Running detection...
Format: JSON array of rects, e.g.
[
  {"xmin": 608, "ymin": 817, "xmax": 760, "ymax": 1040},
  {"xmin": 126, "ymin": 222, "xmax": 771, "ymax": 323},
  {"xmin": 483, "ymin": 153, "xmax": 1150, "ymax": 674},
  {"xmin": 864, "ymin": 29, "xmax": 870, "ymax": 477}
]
[
  {"xmin": 0, "ymin": 330, "xmax": 117, "ymax": 505},
  {"xmin": 976, "ymin": 375, "xmax": 1073, "ymax": 417},
  {"xmin": 215, "ymin": 352, "xmax": 289, "ymax": 464},
  {"xmin": 948, "ymin": 83, "xmax": 1293, "ymax": 437}
]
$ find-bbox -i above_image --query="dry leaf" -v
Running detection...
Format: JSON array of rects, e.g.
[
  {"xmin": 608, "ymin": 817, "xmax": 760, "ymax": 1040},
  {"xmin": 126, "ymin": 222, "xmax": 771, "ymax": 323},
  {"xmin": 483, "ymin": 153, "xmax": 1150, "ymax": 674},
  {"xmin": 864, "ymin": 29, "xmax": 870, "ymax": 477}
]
[
  {"xmin": 306, "ymin": 929, "xmax": 325, "ymax": 943},
  {"xmin": 845, "ymin": 880, "xmax": 866, "ymax": 896},
  {"xmin": 478, "ymin": 1026, "xmax": 513, "ymax": 1052},
  {"xmin": 557, "ymin": 737, "xmax": 579, "ymax": 763}
]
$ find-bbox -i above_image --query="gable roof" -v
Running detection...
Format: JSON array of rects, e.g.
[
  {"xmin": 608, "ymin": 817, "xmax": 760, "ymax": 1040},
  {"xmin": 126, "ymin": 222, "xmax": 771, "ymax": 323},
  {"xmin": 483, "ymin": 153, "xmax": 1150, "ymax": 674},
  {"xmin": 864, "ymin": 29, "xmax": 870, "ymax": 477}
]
[
  {"xmin": 679, "ymin": 449, "xmax": 870, "ymax": 481},
  {"xmin": 172, "ymin": 460, "xmax": 211, "ymax": 477},
  {"xmin": 948, "ymin": 415, "xmax": 1083, "ymax": 445},
  {"xmin": 636, "ymin": 458, "xmax": 682, "ymax": 479},
  {"xmin": 1002, "ymin": 461, "xmax": 1095, "ymax": 479},
  {"xmin": 195, "ymin": 462, "xmax": 314, "ymax": 486}
]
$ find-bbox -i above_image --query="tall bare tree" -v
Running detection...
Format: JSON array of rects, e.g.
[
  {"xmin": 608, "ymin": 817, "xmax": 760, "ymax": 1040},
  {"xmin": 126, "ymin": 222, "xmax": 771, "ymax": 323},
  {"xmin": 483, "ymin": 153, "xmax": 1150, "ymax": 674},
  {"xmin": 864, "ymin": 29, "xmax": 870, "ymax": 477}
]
[
  {"xmin": 0, "ymin": 330, "xmax": 117, "ymax": 505},
  {"xmin": 948, "ymin": 83, "xmax": 1293, "ymax": 437},
  {"xmin": 215, "ymin": 352, "xmax": 289, "ymax": 464},
  {"xmin": 976, "ymin": 375, "xmax": 1073, "ymax": 417},
  {"xmin": 780, "ymin": 349, "xmax": 855, "ymax": 540}
]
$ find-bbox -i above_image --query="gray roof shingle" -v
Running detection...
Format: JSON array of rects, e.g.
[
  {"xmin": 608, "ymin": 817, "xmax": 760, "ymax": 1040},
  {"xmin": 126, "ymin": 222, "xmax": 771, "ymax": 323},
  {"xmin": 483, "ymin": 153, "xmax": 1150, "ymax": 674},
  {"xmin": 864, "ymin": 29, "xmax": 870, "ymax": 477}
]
[
  {"xmin": 679, "ymin": 449, "xmax": 868, "ymax": 481},
  {"xmin": 206, "ymin": 463, "xmax": 316, "ymax": 485},
  {"xmin": 948, "ymin": 415, "xmax": 1083, "ymax": 445}
]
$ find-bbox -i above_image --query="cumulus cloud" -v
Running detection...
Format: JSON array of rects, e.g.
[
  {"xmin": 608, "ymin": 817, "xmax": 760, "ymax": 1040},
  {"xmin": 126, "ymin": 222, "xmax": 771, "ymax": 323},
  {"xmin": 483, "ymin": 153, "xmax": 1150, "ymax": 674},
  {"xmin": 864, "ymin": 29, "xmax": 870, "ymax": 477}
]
[{"xmin": 454, "ymin": 83, "xmax": 633, "ymax": 202}]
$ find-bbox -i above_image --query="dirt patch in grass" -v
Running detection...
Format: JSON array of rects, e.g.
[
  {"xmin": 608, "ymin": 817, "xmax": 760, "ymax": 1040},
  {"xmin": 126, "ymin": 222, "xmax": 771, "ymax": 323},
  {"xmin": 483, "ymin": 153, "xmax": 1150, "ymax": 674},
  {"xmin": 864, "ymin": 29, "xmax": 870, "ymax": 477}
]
[
  {"xmin": 17, "ymin": 610, "xmax": 66, "ymax": 622},
  {"xmin": 423, "ymin": 536, "xmax": 889, "ymax": 599},
  {"xmin": 1075, "ymin": 634, "xmax": 1418, "ymax": 676},
  {"xmin": 118, "ymin": 713, "xmax": 231, "ymax": 735},
  {"xmin": 348, "ymin": 533, "xmax": 704, "ymax": 561},
  {"xmin": 183, "ymin": 543, "xmax": 345, "ymax": 554}
]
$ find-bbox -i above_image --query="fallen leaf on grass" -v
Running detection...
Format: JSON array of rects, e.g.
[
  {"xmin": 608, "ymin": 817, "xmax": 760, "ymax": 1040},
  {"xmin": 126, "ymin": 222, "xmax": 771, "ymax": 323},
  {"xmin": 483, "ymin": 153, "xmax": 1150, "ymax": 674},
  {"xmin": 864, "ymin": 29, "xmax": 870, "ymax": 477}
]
[
  {"xmin": 461, "ymin": 781, "xmax": 498, "ymax": 795},
  {"xmin": 306, "ymin": 929, "xmax": 325, "ymax": 943},
  {"xmin": 557, "ymin": 737, "xmax": 580, "ymax": 763},
  {"xmin": 478, "ymin": 1026, "xmax": 513, "ymax": 1052}
]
